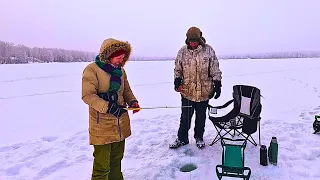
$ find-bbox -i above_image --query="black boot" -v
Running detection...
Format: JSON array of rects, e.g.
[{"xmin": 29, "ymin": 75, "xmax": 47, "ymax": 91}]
[
  {"xmin": 169, "ymin": 138, "xmax": 189, "ymax": 149},
  {"xmin": 196, "ymin": 138, "xmax": 205, "ymax": 149}
]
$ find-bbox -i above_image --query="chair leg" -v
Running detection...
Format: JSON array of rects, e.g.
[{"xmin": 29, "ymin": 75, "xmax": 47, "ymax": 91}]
[
  {"xmin": 210, "ymin": 126, "xmax": 223, "ymax": 146},
  {"xmin": 210, "ymin": 134, "xmax": 220, "ymax": 146},
  {"xmin": 237, "ymin": 131, "xmax": 257, "ymax": 146},
  {"xmin": 247, "ymin": 135, "xmax": 257, "ymax": 146},
  {"xmin": 210, "ymin": 129, "xmax": 233, "ymax": 145},
  {"xmin": 258, "ymin": 120, "xmax": 261, "ymax": 146},
  {"xmin": 243, "ymin": 133, "xmax": 257, "ymax": 146},
  {"xmin": 210, "ymin": 126, "xmax": 234, "ymax": 146}
]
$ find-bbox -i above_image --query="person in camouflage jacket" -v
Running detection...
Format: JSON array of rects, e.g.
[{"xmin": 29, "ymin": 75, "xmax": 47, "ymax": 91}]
[{"xmin": 169, "ymin": 26, "xmax": 222, "ymax": 149}]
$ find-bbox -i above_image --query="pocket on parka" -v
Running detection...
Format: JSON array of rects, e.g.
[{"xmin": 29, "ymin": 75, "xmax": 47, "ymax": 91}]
[
  {"xmin": 89, "ymin": 112, "xmax": 117, "ymax": 136},
  {"xmin": 201, "ymin": 80, "xmax": 212, "ymax": 98}
]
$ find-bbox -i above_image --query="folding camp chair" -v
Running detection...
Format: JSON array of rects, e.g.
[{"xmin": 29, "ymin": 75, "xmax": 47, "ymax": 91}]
[
  {"xmin": 208, "ymin": 85, "xmax": 262, "ymax": 146},
  {"xmin": 216, "ymin": 137, "xmax": 251, "ymax": 180}
]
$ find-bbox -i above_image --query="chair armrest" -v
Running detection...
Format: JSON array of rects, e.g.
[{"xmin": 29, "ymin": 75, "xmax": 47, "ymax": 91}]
[
  {"xmin": 208, "ymin": 100, "xmax": 238, "ymax": 121},
  {"xmin": 208, "ymin": 99, "xmax": 234, "ymax": 109}
]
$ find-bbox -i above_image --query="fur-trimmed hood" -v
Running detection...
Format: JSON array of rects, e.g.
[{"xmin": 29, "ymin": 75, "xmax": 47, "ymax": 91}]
[{"xmin": 99, "ymin": 38, "xmax": 132, "ymax": 67}]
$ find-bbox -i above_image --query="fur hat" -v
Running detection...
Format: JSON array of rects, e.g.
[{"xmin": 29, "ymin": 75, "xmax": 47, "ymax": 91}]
[{"xmin": 185, "ymin": 26, "xmax": 206, "ymax": 46}]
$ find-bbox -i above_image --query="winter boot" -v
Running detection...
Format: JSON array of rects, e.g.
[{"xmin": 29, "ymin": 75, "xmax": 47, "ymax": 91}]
[
  {"xmin": 169, "ymin": 138, "xmax": 189, "ymax": 149},
  {"xmin": 196, "ymin": 138, "xmax": 205, "ymax": 149}
]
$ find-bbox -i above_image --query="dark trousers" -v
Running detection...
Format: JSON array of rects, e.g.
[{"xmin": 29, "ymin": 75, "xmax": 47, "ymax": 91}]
[
  {"xmin": 91, "ymin": 140, "xmax": 125, "ymax": 180},
  {"xmin": 177, "ymin": 96, "xmax": 209, "ymax": 142}
]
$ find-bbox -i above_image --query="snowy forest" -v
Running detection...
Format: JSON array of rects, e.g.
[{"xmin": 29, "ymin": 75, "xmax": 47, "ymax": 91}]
[
  {"xmin": 1, "ymin": 40, "xmax": 320, "ymax": 64},
  {"xmin": 0, "ymin": 41, "xmax": 96, "ymax": 64}
]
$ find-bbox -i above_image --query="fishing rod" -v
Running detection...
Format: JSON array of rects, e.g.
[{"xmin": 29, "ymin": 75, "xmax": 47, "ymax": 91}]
[{"xmin": 124, "ymin": 105, "xmax": 192, "ymax": 111}]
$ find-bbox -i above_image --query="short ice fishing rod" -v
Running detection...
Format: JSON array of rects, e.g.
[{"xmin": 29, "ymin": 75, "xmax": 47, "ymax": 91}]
[{"xmin": 124, "ymin": 105, "xmax": 192, "ymax": 111}]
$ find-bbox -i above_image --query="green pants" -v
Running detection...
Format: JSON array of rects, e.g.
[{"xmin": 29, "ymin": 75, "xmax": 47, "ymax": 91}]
[{"xmin": 91, "ymin": 140, "xmax": 125, "ymax": 180}]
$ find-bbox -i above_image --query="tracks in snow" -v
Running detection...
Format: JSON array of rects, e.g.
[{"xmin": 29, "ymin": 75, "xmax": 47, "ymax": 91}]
[
  {"xmin": 0, "ymin": 131, "xmax": 92, "ymax": 180},
  {"xmin": 0, "ymin": 90, "xmax": 77, "ymax": 100},
  {"xmin": 0, "ymin": 74, "xmax": 71, "ymax": 83},
  {"xmin": 286, "ymin": 77, "xmax": 320, "ymax": 99}
]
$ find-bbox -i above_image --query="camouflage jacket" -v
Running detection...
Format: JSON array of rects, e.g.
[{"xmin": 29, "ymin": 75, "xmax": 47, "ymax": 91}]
[{"xmin": 174, "ymin": 44, "xmax": 222, "ymax": 102}]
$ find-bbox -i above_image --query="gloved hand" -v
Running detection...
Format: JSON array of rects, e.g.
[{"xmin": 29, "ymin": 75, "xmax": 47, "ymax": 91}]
[
  {"xmin": 98, "ymin": 91, "xmax": 118, "ymax": 103},
  {"xmin": 209, "ymin": 80, "xmax": 221, "ymax": 99},
  {"xmin": 106, "ymin": 102, "xmax": 127, "ymax": 118},
  {"xmin": 129, "ymin": 100, "xmax": 140, "ymax": 114},
  {"xmin": 174, "ymin": 77, "xmax": 183, "ymax": 92}
]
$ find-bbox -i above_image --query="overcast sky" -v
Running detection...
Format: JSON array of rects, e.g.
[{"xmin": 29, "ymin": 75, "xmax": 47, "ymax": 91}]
[{"xmin": 1, "ymin": 0, "xmax": 320, "ymax": 57}]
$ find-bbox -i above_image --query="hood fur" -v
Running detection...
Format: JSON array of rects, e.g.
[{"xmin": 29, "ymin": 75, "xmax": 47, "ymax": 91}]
[{"xmin": 99, "ymin": 38, "xmax": 132, "ymax": 67}]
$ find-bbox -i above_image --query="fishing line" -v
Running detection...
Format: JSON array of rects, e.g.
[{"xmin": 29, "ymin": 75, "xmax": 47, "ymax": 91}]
[
  {"xmin": 188, "ymin": 99, "xmax": 192, "ymax": 180},
  {"xmin": 124, "ymin": 105, "xmax": 192, "ymax": 111}
]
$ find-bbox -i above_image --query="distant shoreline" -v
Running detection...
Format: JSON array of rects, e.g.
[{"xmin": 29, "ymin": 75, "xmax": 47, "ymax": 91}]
[{"xmin": 1, "ymin": 40, "xmax": 319, "ymax": 64}]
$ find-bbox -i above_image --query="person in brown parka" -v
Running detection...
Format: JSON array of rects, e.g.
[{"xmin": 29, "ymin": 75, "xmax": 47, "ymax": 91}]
[{"xmin": 82, "ymin": 38, "xmax": 140, "ymax": 180}]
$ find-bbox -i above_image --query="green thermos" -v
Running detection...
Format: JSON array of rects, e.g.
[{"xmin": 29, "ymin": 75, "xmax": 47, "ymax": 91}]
[{"xmin": 268, "ymin": 137, "xmax": 278, "ymax": 165}]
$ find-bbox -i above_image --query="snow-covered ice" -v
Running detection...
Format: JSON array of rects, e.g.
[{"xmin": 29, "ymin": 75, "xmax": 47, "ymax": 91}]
[{"xmin": 1, "ymin": 58, "xmax": 320, "ymax": 180}]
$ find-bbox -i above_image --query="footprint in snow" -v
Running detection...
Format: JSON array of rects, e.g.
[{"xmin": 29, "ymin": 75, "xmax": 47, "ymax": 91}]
[
  {"xmin": 309, "ymin": 111, "xmax": 318, "ymax": 115},
  {"xmin": 74, "ymin": 154, "xmax": 92, "ymax": 163},
  {"xmin": 299, "ymin": 112, "xmax": 311, "ymax": 120},
  {"xmin": 262, "ymin": 119, "xmax": 273, "ymax": 125},
  {"xmin": 299, "ymin": 112, "xmax": 305, "ymax": 117},
  {"xmin": 35, "ymin": 159, "xmax": 70, "ymax": 179},
  {"xmin": 281, "ymin": 154, "xmax": 290, "ymax": 162},
  {"xmin": 41, "ymin": 136, "xmax": 59, "ymax": 142},
  {"xmin": 0, "ymin": 143, "xmax": 22, "ymax": 152},
  {"xmin": 313, "ymin": 173, "xmax": 320, "ymax": 178},
  {"xmin": 127, "ymin": 144, "xmax": 139, "ymax": 155},
  {"xmin": 62, "ymin": 136, "xmax": 87, "ymax": 148},
  {"xmin": 20, "ymin": 148, "xmax": 52, "ymax": 162},
  {"xmin": 183, "ymin": 148, "xmax": 195, "ymax": 156},
  {"xmin": 79, "ymin": 145, "xmax": 89, "ymax": 151},
  {"xmin": 148, "ymin": 139, "xmax": 163, "ymax": 146},
  {"xmin": 303, "ymin": 116, "xmax": 311, "ymax": 120},
  {"xmin": 295, "ymin": 171, "xmax": 311, "ymax": 178},
  {"xmin": 75, "ymin": 130, "xmax": 87, "ymax": 135},
  {"xmin": 6, "ymin": 162, "xmax": 30, "ymax": 176},
  {"xmin": 313, "ymin": 87, "xmax": 318, "ymax": 92},
  {"xmin": 305, "ymin": 150, "xmax": 320, "ymax": 161}
]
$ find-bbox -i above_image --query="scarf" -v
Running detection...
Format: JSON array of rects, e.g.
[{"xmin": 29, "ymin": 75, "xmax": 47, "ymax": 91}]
[{"xmin": 95, "ymin": 55, "xmax": 123, "ymax": 93}]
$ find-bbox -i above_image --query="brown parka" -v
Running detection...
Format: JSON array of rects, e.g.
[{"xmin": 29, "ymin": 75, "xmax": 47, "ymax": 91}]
[{"xmin": 82, "ymin": 38, "xmax": 137, "ymax": 145}]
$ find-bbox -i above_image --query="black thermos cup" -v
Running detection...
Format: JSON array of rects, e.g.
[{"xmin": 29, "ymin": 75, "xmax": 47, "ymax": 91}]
[{"xmin": 260, "ymin": 145, "xmax": 268, "ymax": 166}]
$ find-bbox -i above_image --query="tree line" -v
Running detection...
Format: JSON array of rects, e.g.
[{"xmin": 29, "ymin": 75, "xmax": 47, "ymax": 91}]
[
  {"xmin": 220, "ymin": 51, "xmax": 320, "ymax": 60},
  {"xmin": 1, "ymin": 40, "xmax": 319, "ymax": 64},
  {"xmin": 0, "ymin": 41, "xmax": 96, "ymax": 64}
]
